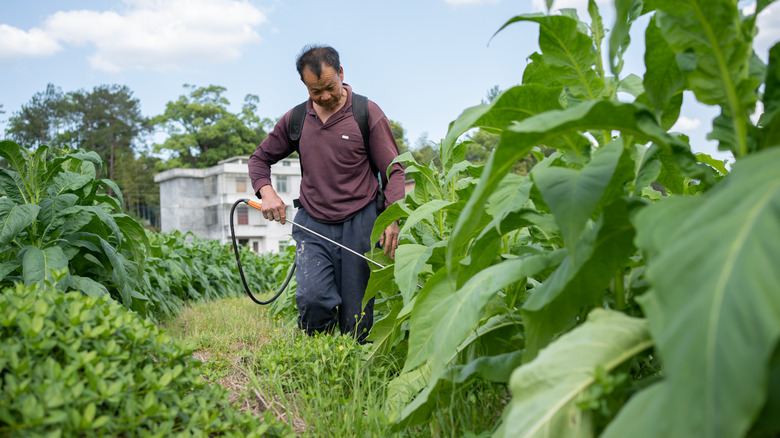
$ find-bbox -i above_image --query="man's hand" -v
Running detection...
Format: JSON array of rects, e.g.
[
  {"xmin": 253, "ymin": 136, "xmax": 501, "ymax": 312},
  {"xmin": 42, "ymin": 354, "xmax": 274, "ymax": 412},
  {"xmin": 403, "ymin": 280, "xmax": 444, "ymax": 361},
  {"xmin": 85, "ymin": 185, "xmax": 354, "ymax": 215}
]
[
  {"xmin": 379, "ymin": 221, "xmax": 400, "ymax": 260},
  {"xmin": 258, "ymin": 185, "xmax": 287, "ymax": 224}
]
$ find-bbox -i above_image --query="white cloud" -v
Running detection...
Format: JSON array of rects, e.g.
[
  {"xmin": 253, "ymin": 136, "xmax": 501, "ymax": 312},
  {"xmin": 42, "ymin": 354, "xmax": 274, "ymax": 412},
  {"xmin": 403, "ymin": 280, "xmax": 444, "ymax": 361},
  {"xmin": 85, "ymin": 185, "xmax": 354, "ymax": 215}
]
[
  {"xmin": 671, "ymin": 116, "xmax": 701, "ymax": 132},
  {"xmin": 0, "ymin": 24, "xmax": 62, "ymax": 60},
  {"xmin": 754, "ymin": 1, "xmax": 780, "ymax": 61},
  {"xmin": 2, "ymin": 0, "xmax": 266, "ymax": 72}
]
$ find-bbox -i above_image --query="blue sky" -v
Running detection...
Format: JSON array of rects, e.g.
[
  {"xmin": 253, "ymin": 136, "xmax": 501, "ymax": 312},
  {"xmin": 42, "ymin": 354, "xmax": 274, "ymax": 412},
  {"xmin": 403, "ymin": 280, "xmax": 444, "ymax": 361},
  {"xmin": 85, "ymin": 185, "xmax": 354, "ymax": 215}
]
[{"xmin": 1, "ymin": 0, "xmax": 778, "ymax": 164}]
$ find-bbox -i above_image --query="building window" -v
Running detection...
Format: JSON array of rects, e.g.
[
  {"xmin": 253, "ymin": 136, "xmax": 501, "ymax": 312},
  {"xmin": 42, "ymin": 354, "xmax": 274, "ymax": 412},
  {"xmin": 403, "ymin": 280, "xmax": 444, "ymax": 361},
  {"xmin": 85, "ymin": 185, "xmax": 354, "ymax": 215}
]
[
  {"xmin": 279, "ymin": 240, "xmax": 289, "ymax": 252},
  {"xmin": 237, "ymin": 205, "xmax": 248, "ymax": 225},
  {"xmin": 204, "ymin": 176, "xmax": 217, "ymax": 197},
  {"xmin": 277, "ymin": 175, "xmax": 288, "ymax": 193},
  {"xmin": 253, "ymin": 241, "xmax": 259, "ymax": 253},
  {"xmin": 283, "ymin": 161, "xmax": 291, "ymax": 167},
  {"xmin": 238, "ymin": 238, "xmax": 248, "ymax": 247},
  {"xmin": 205, "ymin": 206, "xmax": 218, "ymax": 227},
  {"xmin": 236, "ymin": 177, "xmax": 247, "ymax": 193}
]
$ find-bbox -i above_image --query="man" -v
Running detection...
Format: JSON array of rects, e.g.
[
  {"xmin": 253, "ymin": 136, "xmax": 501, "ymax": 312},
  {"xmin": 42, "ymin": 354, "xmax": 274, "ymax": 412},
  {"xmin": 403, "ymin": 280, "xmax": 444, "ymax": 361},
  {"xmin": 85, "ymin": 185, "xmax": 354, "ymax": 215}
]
[{"xmin": 248, "ymin": 45, "xmax": 405, "ymax": 342}]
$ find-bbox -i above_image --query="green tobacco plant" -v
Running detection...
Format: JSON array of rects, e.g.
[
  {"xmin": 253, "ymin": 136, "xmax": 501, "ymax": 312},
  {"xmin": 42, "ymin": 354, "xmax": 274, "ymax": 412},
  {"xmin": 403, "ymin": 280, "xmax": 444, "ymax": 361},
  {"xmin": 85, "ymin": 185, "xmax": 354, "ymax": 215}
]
[
  {"xmin": 0, "ymin": 140, "xmax": 149, "ymax": 311},
  {"xmin": 138, "ymin": 230, "xmax": 278, "ymax": 319},
  {"xmin": 369, "ymin": 1, "xmax": 779, "ymax": 437}
]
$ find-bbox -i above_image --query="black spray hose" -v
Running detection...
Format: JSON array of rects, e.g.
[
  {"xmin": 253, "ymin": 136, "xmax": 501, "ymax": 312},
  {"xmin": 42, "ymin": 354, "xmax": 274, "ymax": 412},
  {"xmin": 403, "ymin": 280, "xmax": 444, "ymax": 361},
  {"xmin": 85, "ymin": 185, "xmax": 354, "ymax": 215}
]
[{"xmin": 230, "ymin": 198, "xmax": 295, "ymax": 305}]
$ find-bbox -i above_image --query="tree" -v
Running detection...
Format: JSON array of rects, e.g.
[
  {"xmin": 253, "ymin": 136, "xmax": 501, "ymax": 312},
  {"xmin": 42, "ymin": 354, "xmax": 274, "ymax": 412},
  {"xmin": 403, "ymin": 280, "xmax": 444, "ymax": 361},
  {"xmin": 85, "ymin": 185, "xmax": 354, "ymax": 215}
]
[
  {"xmin": 482, "ymin": 85, "xmax": 501, "ymax": 104},
  {"xmin": 67, "ymin": 85, "xmax": 150, "ymax": 182},
  {"xmin": 114, "ymin": 150, "xmax": 162, "ymax": 227},
  {"xmin": 153, "ymin": 84, "xmax": 271, "ymax": 168},
  {"xmin": 412, "ymin": 133, "xmax": 441, "ymax": 168},
  {"xmin": 5, "ymin": 84, "xmax": 71, "ymax": 149},
  {"xmin": 389, "ymin": 119, "xmax": 410, "ymax": 154}
]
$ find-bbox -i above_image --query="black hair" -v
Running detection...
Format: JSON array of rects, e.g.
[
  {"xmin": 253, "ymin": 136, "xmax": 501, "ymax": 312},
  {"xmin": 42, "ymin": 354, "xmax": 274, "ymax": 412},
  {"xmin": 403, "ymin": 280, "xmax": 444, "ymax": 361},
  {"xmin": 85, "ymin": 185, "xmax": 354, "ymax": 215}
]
[{"xmin": 296, "ymin": 45, "xmax": 340, "ymax": 80}]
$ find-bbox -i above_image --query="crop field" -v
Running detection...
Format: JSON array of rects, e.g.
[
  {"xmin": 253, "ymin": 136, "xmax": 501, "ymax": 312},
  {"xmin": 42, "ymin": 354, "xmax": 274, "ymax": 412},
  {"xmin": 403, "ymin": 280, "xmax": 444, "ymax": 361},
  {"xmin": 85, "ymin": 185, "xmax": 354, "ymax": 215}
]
[{"xmin": 2, "ymin": 0, "xmax": 780, "ymax": 436}]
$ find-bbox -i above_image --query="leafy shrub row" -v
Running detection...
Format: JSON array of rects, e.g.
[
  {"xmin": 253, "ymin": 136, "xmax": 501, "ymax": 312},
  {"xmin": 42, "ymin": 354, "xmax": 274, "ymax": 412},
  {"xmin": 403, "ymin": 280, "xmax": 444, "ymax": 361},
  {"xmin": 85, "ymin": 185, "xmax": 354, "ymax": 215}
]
[
  {"xmin": 136, "ymin": 230, "xmax": 280, "ymax": 320},
  {"xmin": 0, "ymin": 282, "xmax": 282, "ymax": 437},
  {"xmin": 0, "ymin": 140, "xmax": 280, "ymax": 321}
]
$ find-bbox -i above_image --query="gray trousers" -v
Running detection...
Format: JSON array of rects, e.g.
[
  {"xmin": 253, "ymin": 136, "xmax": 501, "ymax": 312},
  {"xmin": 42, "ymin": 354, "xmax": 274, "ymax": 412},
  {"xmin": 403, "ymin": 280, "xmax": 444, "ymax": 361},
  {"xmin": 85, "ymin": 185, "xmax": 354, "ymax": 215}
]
[{"xmin": 292, "ymin": 199, "xmax": 378, "ymax": 342}]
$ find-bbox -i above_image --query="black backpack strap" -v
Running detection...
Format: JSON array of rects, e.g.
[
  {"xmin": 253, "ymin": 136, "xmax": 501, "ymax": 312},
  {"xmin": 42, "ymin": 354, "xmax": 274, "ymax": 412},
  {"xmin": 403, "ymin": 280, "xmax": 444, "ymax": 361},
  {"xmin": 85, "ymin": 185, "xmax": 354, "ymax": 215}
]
[
  {"xmin": 351, "ymin": 93, "xmax": 377, "ymax": 177},
  {"xmin": 353, "ymin": 93, "xmax": 385, "ymax": 211},
  {"xmin": 289, "ymin": 101, "xmax": 307, "ymax": 153}
]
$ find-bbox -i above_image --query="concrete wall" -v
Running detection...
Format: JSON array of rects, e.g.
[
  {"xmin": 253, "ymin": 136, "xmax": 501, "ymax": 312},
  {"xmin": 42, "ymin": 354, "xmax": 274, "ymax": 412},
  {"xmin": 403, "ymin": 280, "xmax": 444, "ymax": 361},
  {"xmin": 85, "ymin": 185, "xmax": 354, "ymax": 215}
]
[{"xmin": 157, "ymin": 169, "xmax": 207, "ymax": 235}]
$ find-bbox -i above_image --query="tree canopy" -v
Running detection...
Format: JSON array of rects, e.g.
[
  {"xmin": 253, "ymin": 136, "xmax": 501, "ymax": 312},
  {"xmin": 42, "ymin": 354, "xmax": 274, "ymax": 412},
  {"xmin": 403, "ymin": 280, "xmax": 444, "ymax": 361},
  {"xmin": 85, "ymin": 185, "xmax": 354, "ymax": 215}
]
[{"xmin": 152, "ymin": 84, "xmax": 271, "ymax": 168}]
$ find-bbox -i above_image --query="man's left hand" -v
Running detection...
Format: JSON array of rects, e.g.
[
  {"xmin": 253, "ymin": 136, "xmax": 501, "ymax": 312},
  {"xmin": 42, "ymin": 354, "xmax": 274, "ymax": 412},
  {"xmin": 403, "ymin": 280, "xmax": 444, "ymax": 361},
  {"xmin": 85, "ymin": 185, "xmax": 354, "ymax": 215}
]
[{"xmin": 379, "ymin": 222, "xmax": 400, "ymax": 260}]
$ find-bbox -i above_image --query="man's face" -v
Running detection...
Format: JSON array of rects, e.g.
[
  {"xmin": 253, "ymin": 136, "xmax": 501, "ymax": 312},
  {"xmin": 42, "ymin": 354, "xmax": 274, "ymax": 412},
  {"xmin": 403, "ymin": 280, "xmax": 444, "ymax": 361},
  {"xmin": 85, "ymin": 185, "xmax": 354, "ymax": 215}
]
[{"xmin": 301, "ymin": 63, "xmax": 344, "ymax": 111}]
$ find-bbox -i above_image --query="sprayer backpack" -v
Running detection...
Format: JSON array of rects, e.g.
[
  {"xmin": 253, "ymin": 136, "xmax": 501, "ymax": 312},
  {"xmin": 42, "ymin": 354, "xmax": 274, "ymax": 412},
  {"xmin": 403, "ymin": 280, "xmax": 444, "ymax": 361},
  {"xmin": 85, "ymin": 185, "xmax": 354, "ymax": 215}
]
[{"xmin": 288, "ymin": 93, "xmax": 385, "ymax": 211}]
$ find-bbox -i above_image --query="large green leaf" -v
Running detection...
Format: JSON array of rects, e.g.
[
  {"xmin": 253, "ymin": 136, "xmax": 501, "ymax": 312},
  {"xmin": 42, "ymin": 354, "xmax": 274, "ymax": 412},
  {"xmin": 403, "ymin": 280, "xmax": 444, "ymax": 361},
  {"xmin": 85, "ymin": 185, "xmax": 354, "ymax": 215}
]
[
  {"xmin": 632, "ymin": 147, "xmax": 780, "ymax": 437},
  {"xmin": 476, "ymin": 85, "xmax": 565, "ymax": 131},
  {"xmin": 609, "ymin": 0, "xmax": 643, "ymax": 76},
  {"xmin": 67, "ymin": 205, "xmax": 122, "ymax": 247},
  {"xmin": 371, "ymin": 201, "xmax": 412, "ymax": 248},
  {"xmin": 394, "ymin": 350, "xmax": 524, "ymax": 430},
  {"xmin": 22, "ymin": 245, "xmax": 69, "ymax": 289},
  {"xmin": 758, "ymin": 0, "xmax": 779, "ymax": 14},
  {"xmin": 643, "ymin": 15, "xmax": 685, "ymax": 115},
  {"xmin": 600, "ymin": 382, "xmax": 668, "ymax": 438},
  {"xmin": 440, "ymin": 84, "xmax": 565, "ymax": 167},
  {"xmin": 403, "ymin": 268, "xmax": 456, "ymax": 373},
  {"xmin": 47, "ymin": 171, "xmax": 94, "ymax": 197},
  {"xmin": 394, "ymin": 313, "xmax": 524, "ymax": 428},
  {"xmin": 0, "ymin": 261, "xmax": 22, "ymax": 282},
  {"xmin": 759, "ymin": 42, "xmax": 780, "ymax": 149},
  {"xmin": 441, "ymin": 104, "xmax": 490, "ymax": 167},
  {"xmin": 497, "ymin": 309, "xmax": 652, "ymax": 438},
  {"xmin": 522, "ymin": 199, "xmax": 637, "ymax": 361},
  {"xmin": 0, "ymin": 200, "xmax": 40, "ymax": 247},
  {"xmin": 70, "ymin": 275, "xmax": 109, "ymax": 298},
  {"xmin": 386, "ymin": 364, "xmax": 431, "ymax": 422},
  {"xmin": 99, "ymin": 237, "xmax": 132, "ymax": 307},
  {"xmin": 532, "ymin": 138, "xmax": 624, "ymax": 257},
  {"xmin": 364, "ymin": 300, "xmax": 403, "ymax": 360},
  {"xmin": 496, "ymin": 14, "xmax": 604, "ymax": 100},
  {"xmin": 485, "ymin": 173, "xmax": 533, "ymax": 223},
  {"xmin": 363, "ymin": 264, "xmax": 396, "ymax": 308},
  {"xmin": 653, "ymin": 0, "xmax": 758, "ymax": 157},
  {"xmin": 0, "ymin": 141, "xmax": 29, "ymax": 185},
  {"xmin": 428, "ymin": 251, "xmax": 565, "ymax": 378},
  {"xmin": 399, "ymin": 200, "xmax": 454, "ymax": 237},
  {"xmin": 394, "ymin": 243, "xmax": 437, "ymax": 304},
  {"xmin": 38, "ymin": 194, "xmax": 80, "ymax": 242},
  {"xmin": 447, "ymin": 99, "xmax": 709, "ymax": 270},
  {"xmin": 0, "ymin": 168, "xmax": 27, "ymax": 204}
]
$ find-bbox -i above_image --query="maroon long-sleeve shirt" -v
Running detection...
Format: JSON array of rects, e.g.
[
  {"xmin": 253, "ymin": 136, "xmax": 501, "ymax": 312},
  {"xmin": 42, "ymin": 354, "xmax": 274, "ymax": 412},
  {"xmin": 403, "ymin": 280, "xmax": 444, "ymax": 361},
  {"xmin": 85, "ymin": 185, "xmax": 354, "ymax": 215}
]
[{"xmin": 249, "ymin": 84, "xmax": 405, "ymax": 224}]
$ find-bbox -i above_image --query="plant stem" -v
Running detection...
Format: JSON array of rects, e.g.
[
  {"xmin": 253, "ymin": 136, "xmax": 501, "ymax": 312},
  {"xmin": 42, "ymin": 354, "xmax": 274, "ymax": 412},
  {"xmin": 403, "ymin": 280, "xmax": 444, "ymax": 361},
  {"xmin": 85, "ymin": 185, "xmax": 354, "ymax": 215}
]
[{"xmin": 614, "ymin": 270, "xmax": 625, "ymax": 311}]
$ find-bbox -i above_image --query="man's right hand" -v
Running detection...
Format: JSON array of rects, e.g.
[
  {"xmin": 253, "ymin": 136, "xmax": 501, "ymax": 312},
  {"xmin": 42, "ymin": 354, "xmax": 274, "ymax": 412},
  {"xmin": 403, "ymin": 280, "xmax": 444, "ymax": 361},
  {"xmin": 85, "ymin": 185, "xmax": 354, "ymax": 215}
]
[{"xmin": 258, "ymin": 185, "xmax": 287, "ymax": 224}]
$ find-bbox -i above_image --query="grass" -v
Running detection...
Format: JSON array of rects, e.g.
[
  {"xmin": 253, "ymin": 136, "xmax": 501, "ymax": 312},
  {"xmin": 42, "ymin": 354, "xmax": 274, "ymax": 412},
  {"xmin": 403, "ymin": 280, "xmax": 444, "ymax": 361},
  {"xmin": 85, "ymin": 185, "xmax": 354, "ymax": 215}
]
[{"xmin": 164, "ymin": 295, "xmax": 508, "ymax": 437}]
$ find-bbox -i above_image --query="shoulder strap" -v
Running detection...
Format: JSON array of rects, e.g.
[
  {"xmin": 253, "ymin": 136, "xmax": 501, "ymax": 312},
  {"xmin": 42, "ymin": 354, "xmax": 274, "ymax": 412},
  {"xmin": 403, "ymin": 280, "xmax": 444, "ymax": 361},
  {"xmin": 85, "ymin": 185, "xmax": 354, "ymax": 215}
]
[
  {"xmin": 351, "ymin": 93, "xmax": 376, "ymax": 176},
  {"xmin": 289, "ymin": 101, "xmax": 307, "ymax": 153}
]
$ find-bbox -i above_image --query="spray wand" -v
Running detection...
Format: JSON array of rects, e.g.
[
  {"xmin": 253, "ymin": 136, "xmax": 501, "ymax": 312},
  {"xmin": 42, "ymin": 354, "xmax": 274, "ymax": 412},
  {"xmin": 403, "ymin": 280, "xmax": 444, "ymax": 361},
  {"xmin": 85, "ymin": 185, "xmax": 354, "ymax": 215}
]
[{"xmin": 230, "ymin": 198, "xmax": 388, "ymax": 305}]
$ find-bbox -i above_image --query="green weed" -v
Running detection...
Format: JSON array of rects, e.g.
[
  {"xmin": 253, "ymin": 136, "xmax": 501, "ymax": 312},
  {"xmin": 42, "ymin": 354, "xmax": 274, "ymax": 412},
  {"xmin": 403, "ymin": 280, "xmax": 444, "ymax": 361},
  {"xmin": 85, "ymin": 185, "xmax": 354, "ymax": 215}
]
[{"xmin": 167, "ymin": 296, "xmax": 509, "ymax": 437}]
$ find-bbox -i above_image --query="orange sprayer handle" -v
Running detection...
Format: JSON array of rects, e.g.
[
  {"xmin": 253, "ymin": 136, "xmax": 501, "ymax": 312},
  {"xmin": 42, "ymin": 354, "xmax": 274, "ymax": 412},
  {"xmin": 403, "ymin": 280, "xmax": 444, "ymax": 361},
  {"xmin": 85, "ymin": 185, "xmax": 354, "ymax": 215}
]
[{"xmin": 247, "ymin": 200, "xmax": 262, "ymax": 211}]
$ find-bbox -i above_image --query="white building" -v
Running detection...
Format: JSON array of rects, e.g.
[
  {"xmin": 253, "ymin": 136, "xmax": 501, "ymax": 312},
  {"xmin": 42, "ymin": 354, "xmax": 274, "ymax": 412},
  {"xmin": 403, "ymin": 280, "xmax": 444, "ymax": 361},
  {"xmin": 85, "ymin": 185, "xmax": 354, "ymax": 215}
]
[{"xmin": 154, "ymin": 156, "xmax": 301, "ymax": 254}]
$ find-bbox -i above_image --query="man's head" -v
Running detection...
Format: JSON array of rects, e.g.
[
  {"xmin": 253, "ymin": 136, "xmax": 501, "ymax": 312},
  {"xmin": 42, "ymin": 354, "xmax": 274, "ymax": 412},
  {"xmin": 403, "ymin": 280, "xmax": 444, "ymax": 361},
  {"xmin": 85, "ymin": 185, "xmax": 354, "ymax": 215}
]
[
  {"xmin": 296, "ymin": 45, "xmax": 340, "ymax": 80},
  {"xmin": 296, "ymin": 45, "xmax": 345, "ymax": 111}
]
